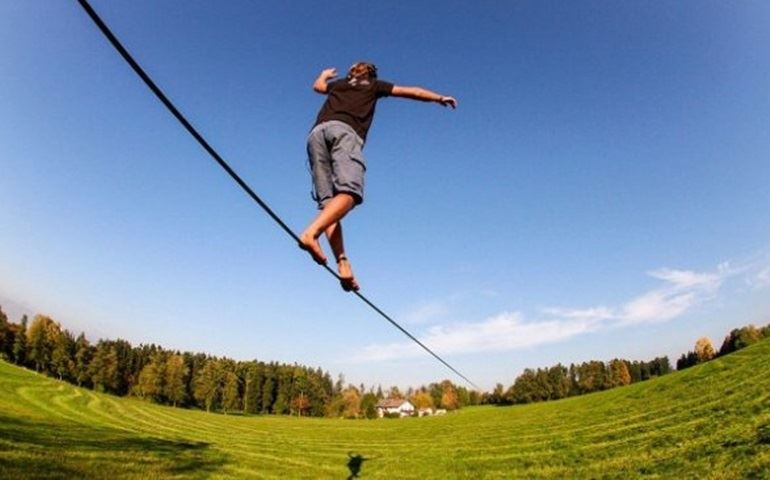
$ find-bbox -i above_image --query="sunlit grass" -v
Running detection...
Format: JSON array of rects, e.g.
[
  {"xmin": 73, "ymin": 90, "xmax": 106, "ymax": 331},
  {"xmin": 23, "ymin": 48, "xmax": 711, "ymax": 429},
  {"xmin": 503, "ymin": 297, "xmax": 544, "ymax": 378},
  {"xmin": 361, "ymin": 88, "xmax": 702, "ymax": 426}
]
[{"xmin": 2, "ymin": 340, "xmax": 769, "ymax": 478}]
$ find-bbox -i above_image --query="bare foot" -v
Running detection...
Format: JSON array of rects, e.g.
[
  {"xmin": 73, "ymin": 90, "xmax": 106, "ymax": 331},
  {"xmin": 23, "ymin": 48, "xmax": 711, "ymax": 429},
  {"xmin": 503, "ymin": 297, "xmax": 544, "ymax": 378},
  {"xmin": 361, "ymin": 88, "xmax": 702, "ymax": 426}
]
[
  {"xmin": 299, "ymin": 231, "xmax": 327, "ymax": 265},
  {"xmin": 337, "ymin": 256, "xmax": 360, "ymax": 292}
]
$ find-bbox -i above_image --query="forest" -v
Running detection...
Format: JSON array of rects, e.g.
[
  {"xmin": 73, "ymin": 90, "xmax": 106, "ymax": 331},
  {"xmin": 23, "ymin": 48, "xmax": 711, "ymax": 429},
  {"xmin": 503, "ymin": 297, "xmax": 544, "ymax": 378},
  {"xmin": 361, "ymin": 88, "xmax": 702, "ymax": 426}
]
[{"xmin": 1, "ymin": 305, "xmax": 767, "ymax": 416}]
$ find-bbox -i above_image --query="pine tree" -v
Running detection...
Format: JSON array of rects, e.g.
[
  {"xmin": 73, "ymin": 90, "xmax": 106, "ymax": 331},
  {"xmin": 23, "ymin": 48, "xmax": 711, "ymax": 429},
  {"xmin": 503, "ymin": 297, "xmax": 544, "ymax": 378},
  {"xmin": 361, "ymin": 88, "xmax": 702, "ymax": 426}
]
[
  {"xmin": 0, "ymin": 307, "xmax": 11, "ymax": 359},
  {"xmin": 12, "ymin": 315, "xmax": 28, "ymax": 366},
  {"xmin": 90, "ymin": 341, "xmax": 119, "ymax": 393},
  {"xmin": 51, "ymin": 329, "xmax": 75, "ymax": 381},
  {"xmin": 261, "ymin": 372, "xmax": 275, "ymax": 414},
  {"xmin": 73, "ymin": 333, "xmax": 92, "ymax": 387}
]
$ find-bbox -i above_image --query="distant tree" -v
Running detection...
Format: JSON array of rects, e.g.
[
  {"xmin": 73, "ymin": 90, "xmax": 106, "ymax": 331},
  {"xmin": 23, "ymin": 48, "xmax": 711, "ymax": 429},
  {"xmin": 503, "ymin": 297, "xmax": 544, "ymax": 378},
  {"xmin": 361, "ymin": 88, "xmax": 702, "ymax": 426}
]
[
  {"xmin": 73, "ymin": 334, "xmax": 92, "ymax": 387},
  {"xmin": 243, "ymin": 364, "xmax": 262, "ymax": 414},
  {"xmin": 429, "ymin": 382, "xmax": 443, "ymax": 407},
  {"xmin": 12, "ymin": 315, "xmax": 28, "ymax": 365},
  {"xmin": 90, "ymin": 341, "xmax": 120, "ymax": 393},
  {"xmin": 222, "ymin": 370, "xmax": 241, "ymax": 414},
  {"xmin": 456, "ymin": 386, "xmax": 471, "ymax": 407},
  {"xmin": 261, "ymin": 372, "xmax": 275, "ymax": 414},
  {"xmin": 360, "ymin": 392, "xmax": 378, "ymax": 419},
  {"xmin": 608, "ymin": 359, "xmax": 631, "ymax": 388},
  {"xmin": 547, "ymin": 364, "xmax": 570, "ymax": 399},
  {"xmin": 51, "ymin": 329, "xmax": 75, "ymax": 381},
  {"xmin": 272, "ymin": 367, "xmax": 293, "ymax": 415},
  {"xmin": 650, "ymin": 357, "xmax": 672, "ymax": 376},
  {"xmin": 439, "ymin": 380, "xmax": 459, "ymax": 410},
  {"xmin": 194, "ymin": 359, "xmax": 224, "ymax": 413},
  {"xmin": 27, "ymin": 315, "xmax": 57, "ymax": 372},
  {"xmin": 694, "ymin": 337, "xmax": 716, "ymax": 363},
  {"xmin": 509, "ymin": 369, "xmax": 540, "ymax": 404},
  {"xmin": 489, "ymin": 383, "xmax": 506, "ymax": 404},
  {"xmin": 676, "ymin": 351, "xmax": 699, "ymax": 371},
  {"xmin": 134, "ymin": 355, "xmax": 164, "ymax": 400},
  {"xmin": 568, "ymin": 364, "xmax": 580, "ymax": 395},
  {"xmin": 376, "ymin": 385, "xmax": 384, "ymax": 400},
  {"xmin": 411, "ymin": 391, "xmax": 434, "ymax": 410},
  {"xmin": 334, "ymin": 373, "xmax": 345, "ymax": 396},
  {"xmin": 273, "ymin": 392, "xmax": 289, "ymax": 415},
  {"xmin": 110, "ymin": 339, "xmax": 135, "ymax": 396},
  {"xmin": 291, "ymin": 392, "xmax": 310, "ymax": 417},
  {"xmin": 388, "ymin": 385, "xmax": 403, "ymax": 399},
  {"xmin": 0, "ymin": 307, "xmax": 10, "ymax": 359},
  {"xmin": 735, "ymin": 326, "xmax": 762, "ymax": 349},
  {"xmin": 719, "ymin": 325, "xmax": 764, "ymax": 356},
  {"xmin": 164, "ymin": 354, "xmax": 188, "ymax": 407},
  {"xmin": 577, "ymin": 361, "xmax": 608, "ymax": 393},
  {"xmin": 342, "ymin": 386, "xmax": 362, "ymax": 419}
]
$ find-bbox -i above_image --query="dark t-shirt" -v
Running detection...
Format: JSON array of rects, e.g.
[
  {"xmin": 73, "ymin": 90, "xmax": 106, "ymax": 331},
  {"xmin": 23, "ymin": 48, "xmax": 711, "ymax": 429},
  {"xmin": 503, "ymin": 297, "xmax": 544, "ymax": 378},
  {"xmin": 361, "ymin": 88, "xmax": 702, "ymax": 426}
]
[{"xmin": 313, "ymin": 78, "xmax": 394, "ymax": 141}]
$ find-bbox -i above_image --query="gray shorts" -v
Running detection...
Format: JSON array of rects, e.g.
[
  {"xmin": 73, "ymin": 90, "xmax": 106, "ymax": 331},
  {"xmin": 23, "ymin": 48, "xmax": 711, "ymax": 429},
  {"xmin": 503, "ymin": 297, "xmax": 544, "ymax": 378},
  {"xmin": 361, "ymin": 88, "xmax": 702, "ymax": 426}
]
[{"xmin": 307, "ymin": 120, "xmax": 366, "ymax": 209}]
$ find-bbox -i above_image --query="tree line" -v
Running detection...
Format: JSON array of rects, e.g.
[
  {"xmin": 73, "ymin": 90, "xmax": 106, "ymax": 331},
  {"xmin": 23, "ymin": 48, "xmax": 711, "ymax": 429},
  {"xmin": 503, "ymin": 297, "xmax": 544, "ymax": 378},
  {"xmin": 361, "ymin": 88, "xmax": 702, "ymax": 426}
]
[
  {"xmin": 482, "ymin": 356, "xmax": 672, "ymax": 405},
  {"xmin": 0, "ymin": 308, "xmax": 478, "ymax": 417},
  {"xmin": 1, "ymin": 306, "xmax": 766, "ymax": 414},
  {"xmin": 483, "ymin": 319, "xmax": 770, "ymax": 407},
  {"xmin": 676, "ymin": 323, "xmax": 770, "ymax": 370}
]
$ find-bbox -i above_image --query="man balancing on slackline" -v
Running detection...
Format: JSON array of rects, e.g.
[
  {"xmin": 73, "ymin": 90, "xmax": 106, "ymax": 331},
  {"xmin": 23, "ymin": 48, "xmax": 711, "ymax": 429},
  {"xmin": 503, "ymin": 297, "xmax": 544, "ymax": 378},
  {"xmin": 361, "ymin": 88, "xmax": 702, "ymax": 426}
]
[{"xmin": 299, "ymin": 62, "xmax": 457, "ymax": 292}]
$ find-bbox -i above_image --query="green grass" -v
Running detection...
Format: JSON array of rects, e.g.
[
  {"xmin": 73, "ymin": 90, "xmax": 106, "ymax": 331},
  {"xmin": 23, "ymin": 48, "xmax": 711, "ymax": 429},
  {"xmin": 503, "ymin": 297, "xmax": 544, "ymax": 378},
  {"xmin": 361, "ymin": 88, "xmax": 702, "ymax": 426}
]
[{"xmin": 2, "ymin": 341, "xmax": 770, "ymax": 479}]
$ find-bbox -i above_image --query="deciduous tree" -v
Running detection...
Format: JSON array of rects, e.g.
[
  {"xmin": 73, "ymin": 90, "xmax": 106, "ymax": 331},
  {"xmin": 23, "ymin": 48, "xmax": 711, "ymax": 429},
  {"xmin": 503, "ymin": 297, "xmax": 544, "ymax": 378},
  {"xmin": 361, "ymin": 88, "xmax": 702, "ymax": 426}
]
[{"xmin": 694, "ymin": 337, "xmax": 716, "ymax": 363}]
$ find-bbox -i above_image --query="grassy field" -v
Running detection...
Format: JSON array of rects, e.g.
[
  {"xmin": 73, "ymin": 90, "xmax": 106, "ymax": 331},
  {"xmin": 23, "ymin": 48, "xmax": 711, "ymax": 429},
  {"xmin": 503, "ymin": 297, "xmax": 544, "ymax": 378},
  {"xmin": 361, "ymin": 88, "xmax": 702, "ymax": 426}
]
[{"xmin": 1, "ymin": 341, "xmax": 769, "ymax": 479}]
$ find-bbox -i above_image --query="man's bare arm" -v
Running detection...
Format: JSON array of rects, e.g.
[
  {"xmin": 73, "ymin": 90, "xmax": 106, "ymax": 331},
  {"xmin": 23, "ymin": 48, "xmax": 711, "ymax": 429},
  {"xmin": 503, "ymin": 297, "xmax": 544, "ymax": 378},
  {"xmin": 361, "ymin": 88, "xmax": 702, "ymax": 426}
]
[
  {"xmin": 313, "ymin": 68, "xmax": 338, "ymax": 94},
  {"xmin": 391, "ymin": 85, "xmax": 458, "ymax": 109}
]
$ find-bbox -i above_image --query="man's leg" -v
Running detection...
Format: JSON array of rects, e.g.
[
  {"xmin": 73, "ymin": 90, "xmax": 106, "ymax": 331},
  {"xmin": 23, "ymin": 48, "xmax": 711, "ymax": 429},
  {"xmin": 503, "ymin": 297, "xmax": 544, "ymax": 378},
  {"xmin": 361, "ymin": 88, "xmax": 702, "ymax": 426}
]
[
  {"xmin": 324, "ymin": 220, "xmax": 359, "ymax": 291},
  {"xmin": 299, "ymin": 193, "xmax": 355, "ymax": 265}
]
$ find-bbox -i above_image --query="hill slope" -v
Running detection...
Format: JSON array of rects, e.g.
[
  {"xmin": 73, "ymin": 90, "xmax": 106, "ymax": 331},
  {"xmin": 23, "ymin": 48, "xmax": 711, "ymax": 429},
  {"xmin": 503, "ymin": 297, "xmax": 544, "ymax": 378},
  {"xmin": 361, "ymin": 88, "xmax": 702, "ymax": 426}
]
[{"xmin": 1, "ymin": 341, "xmax": 769, "ymax": 479}]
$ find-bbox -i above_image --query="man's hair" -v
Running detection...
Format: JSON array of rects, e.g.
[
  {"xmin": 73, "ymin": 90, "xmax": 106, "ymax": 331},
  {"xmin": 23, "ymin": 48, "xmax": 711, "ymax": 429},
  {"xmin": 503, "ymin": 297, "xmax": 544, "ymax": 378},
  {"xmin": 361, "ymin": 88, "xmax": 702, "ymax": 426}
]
[{"xmin": 347, "ymin": 62, "xmax": 378, "ymax": 81}]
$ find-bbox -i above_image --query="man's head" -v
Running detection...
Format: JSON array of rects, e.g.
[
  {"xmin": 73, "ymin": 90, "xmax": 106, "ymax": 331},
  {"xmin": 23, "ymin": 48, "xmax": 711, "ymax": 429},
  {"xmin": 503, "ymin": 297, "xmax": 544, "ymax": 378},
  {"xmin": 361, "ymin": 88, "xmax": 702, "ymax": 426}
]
[{"xmin": 347, "ymin": 62, "xmax": 378, "ymax": 81}]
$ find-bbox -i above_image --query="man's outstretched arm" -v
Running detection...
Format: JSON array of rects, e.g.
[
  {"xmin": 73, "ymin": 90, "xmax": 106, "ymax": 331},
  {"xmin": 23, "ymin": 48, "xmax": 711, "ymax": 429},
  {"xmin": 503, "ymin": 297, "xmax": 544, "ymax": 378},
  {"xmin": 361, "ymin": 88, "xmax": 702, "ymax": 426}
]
[
  {"xmin": 313, "ymin": 68, "xmax": 337, "ymax": 94},
  {"xmin": 391, "ymin": 85, "xmax": 458, "ymax": 109}
]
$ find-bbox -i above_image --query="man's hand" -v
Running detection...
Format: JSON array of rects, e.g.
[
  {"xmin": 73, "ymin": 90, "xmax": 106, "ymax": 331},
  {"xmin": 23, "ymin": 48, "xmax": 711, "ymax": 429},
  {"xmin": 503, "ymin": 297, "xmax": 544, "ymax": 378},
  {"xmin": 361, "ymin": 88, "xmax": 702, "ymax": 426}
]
[
  {"xmin": 438, "ymin": 96, "xmax": 458, "ymax": 109},
  {"xmin": 321, "ymin": 68, "xmax": 337, "ymax": 80},
  {"xmin": 313, "ymin": 68, "xmax": 338, "ymax": 93}
]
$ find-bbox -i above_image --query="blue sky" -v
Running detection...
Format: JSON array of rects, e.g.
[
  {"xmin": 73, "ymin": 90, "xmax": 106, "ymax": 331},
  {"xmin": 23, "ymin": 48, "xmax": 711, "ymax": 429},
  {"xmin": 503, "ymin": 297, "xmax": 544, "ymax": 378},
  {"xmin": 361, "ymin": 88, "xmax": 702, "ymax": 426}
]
[{"xmin": 1, "ymin": 1, "xmax": 769, "ymax": 390}]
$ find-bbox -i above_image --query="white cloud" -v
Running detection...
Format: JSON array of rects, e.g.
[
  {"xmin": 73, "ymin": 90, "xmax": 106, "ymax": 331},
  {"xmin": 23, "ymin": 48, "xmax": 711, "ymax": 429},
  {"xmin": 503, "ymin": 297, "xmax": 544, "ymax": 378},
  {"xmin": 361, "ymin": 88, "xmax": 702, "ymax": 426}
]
[
  {"xmin": 355, "ymin": 312, "xmax": 598, "ymax": 361},
  {"xmin": 747, "ymin": 267, "xmax": 770, "ymax": 290},
  {"xmin": 619, "ymin": 290, "xmax": 697, "ymax": 325},
  {"xmin": 354, "ymin": 264, "xmax": 732, "ymax": 362},
  {"xmin": 647, "ymin": 268, "xmax": 721, "ymax": 291},
  {"xmin": 616, "ymin": 267, "xmax": 723, "ymax": 325},
  {"xmin": 541, "ymin": 306, "xmax": 614, "ymax": 322}
]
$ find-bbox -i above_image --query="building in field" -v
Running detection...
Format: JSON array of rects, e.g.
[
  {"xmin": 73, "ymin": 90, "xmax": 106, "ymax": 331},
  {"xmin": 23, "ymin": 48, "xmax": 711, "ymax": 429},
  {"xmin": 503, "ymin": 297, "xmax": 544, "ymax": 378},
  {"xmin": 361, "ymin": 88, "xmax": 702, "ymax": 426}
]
[{"xmin": 375, "ymin": 398, "xmax": 415, "ymax": 418}]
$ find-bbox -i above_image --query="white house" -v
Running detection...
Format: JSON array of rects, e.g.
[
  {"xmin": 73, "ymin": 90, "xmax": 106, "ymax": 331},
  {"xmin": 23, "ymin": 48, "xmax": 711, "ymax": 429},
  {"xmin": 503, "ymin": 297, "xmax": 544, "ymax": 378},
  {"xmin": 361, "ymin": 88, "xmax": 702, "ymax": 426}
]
[{"xmin": 375, "ymin": 398, "xmax": 415, "ymax": 418}]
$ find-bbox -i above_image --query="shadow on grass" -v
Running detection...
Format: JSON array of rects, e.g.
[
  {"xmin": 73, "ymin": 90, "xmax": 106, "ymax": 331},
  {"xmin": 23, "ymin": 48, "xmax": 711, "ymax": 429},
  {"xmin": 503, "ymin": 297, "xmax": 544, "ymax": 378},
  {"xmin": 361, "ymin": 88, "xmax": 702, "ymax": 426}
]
[
  {"xmin": 346, "ymin": 451, "xmax": 374, "ymax": 479},
  {"xmin": 0, "ymin": 414, "xmax": 226, "ymax": 479}
]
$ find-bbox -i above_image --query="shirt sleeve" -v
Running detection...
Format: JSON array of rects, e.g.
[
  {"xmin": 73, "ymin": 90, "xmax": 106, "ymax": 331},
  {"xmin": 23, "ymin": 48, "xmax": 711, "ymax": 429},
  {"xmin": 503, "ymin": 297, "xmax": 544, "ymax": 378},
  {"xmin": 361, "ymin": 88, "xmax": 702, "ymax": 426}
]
[
  {"xmin": 327, "ymin": 79, "xmax": 344, "ymax": 93},
  {"xmin": 375, "ymin": 80, "xmax": 394, "ymax": 98}
]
